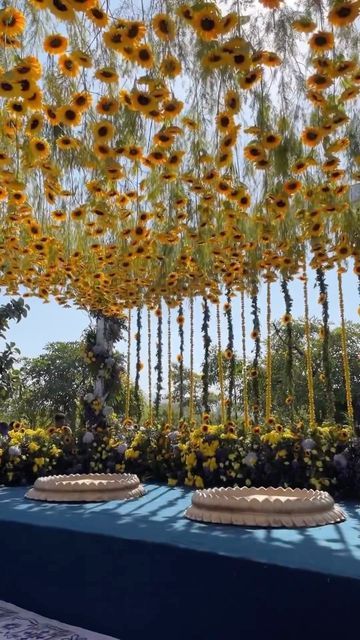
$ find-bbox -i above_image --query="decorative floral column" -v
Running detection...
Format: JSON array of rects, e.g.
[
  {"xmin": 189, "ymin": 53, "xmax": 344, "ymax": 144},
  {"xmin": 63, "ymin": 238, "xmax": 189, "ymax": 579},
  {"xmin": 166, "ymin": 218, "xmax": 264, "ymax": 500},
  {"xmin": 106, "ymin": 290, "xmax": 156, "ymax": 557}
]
[{"xmin": 83, "ymin": 315, "xmax": 124, "ymax": 427}]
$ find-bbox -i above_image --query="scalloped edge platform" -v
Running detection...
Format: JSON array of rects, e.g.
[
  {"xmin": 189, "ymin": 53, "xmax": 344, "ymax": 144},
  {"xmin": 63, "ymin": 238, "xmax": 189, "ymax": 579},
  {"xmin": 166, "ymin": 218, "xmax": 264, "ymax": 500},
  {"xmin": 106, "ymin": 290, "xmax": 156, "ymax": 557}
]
[
  {"xmin": 25, "ymin": 473, "xmax": 145, "ymax": 503},
  {"xmin": 184, "ymin": 486, "xmax": 346, "ymax": 528}
]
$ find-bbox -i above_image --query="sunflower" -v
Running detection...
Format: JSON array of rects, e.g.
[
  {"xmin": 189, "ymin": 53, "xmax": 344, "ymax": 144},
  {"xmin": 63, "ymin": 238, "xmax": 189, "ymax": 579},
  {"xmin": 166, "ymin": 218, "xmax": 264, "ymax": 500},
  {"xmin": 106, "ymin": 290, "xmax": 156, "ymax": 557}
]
[
  {"xmin": 262, "ymin": 132, "xmax": 282, "ymax": 149},
  {"xmin": 71, "ymin": 91, "xmax": 92, "ymax": 111},
  {"xmin": 44, "ymin": 105, "xmax": 59, "ymax": 125},
  {"xmin": 48, "ymin": 0, "xmax": 75, "ymax": 21},
  {"xmin": 163, "ymin": 99, "xmax": 184, "ymax": 118},
  {"xmin": 202, "ymin": 50, "xmax": 229, "ymax": 69},
  {"xmin": 0, "ymin": 8, "xmax": 26, "ymax": 36},
  {"xmin": 307, "ymin": 73, "xmax": 333, "ymax": 90},
  {"xmin": 93, "ymin": 120, "xmax": 115, "ymax": 141},
  {"xmin": 57, "ymin": 105, "xmax": 82, "ymax": 126},
  {"xmin": 244, "ymin": 143, "xmax": 265, "ymax": 162},
  {"xmin": 220, "ymin": 12, "xmax": 238, "ymax": 35},
  {"xmin": 231, "ymin": 50, "xmax": 251, "ymax": 71},
  {"xmin": 93, "ymin": 142, "xmax": 113, "ymax": 159},
  {"xmin": 239, "ymin": 67, "xmax": 263, "ymax": 89},
  {"xmin": 95, "ymin": 67, "xmax": 118, "ymax": 83},
  {"xmin": 216, "ymin": 111, "xmax": 234, "ymax": 132},
  {"xmin": 68, "ymin": 0, "xmax": 97, "ymax": 10},
  {"xmin": 86, "ymin": 5, "xmax": 108, "ymax": 28},
  {"xmin": 56, "ymin": 135, "xmax": 80, "ymax": 150},
  {"xmin": 103, "ymin": 28, "xmax": 124, "ymax": 52},
  {"xmin": 13, "ymin": 56, "xmax": 42, "ymax": 80},
  {"xmin": 334, "ymin": 60, "xmax": 357, "ymax": 76},
  {"xmin": 58, "ymin": 54, "xmax": 80, "ymax": 77},
  {"xmin": 71, "ymin": 49, "xmax": 92, "ymax": 68},
  {"xmin": 306, "ymin": 90, "xmax": 326, "ymax": 107},
  {"xmin": 0, "ymin": 80, "xmax": 18, "ymax": 98},
  {"xmin": 259, "ymin": 51, "xmax": 282, "ymax": 67},
  {"xmin": 292, "ymin": 17, "xmax": 316, "ymax": 33},
  {"xmin": 340, "ymin": 86, "xmax": 360, "ymax": 101},
  {"xmin": 96, "ymin": 96, "xmax": 120, "ymax": 115},
  {"xmin": 51, "ymin": 209, "xmax": 66, "ymax": 221},
  {"xmin": 176, "ymin": 5, "xmax": 194, "ymax": 22},
  {"xmin": 224, "ymin": 89, "xmax": 241, "ymax": 113},
  {"xmin": 7, "ymin": 99, "xmax": 27, "ymax": 117},
  {"xmin": 121, "ymin": 21, "xmax": 146, "ymax": 43},
  {"xmin": 160, "ymin": 55, "xmax": 182, "ymax": 78},
  {"xmin": 134, "ymin": 44, "xmax": 154, "ymax": 69},
  {"xmin": 152, "ymin": 13, "xmax": 176, "ymax": 41},
  {"xmin": 309, "ymin": 31, "xmax": 334, "ymax": 52},
  {"xmin": 192, "ymin": 7, "xmax": 221, "ymax": 41},
  {"xmin": 130, "ymin": 90, "xmax": 157, "ymax": 113},
  {"xmin": 71, "ymin": 206, "xmax": 87, "ymax": 220},
  {"xmin": 284, "ymin": 179, "xmax": 302, "ymax": 195},
  {"xmin": 328, "ymin": 2, "xmax": 360, "ymax": 27},
  {"xmin": 43, "ymin": 34, "xmax": 68, "ymax": 54},
  {"xmin": 29, "ymin": 137, "xmax": 50, "ymax": 161}
]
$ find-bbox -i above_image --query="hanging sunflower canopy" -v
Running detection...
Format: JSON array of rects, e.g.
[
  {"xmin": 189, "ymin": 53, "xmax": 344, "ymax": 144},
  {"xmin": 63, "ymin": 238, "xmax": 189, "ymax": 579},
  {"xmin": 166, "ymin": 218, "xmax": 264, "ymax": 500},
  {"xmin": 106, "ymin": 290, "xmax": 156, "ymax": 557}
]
[{"xmin": 0, "ymin": 0, "xmax": 359, "ymax": 315}]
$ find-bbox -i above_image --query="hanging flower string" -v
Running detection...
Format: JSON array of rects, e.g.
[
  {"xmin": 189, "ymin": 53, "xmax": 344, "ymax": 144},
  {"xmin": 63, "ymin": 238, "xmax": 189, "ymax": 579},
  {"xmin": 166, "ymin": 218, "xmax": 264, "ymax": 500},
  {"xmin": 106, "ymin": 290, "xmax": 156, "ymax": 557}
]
[
  {"xmin": 167, "ymin": 305, "xmax": 172, "ymax": 426},
  {"xmin": 147, "ymin": 308, "xmax": 153, "ymax": 426},
  {"xmin": 224, "ymin": 290, "xmax": 235, "ymax": 419},
  {"xmin": 250, "ymin": 294, "xmax": 261, "ymax": 423},
  {"xmin": 189, "ymin": 297, "xmax": 195, "ymax": 424},
  {"xmin": 177, "ymin": 302, "xmax": 185, "ymax": 419},
  {"xmin": 241, "ymin": 291, "xmax": 250, "ymax": 431},
  {"xmin": 316, "ymin": 268, "xmax": 335, "ymax": 419},
  {"xmin": 337, "ymin": 268, "xmax": 354, "ymax": 427},
  {"xmin": 125, "ymin": 308, "xmax": 131, "ymax": 419},
  {"xmin": 201, "ymin": 297, "xmax": 211, "ymax": 414},
  {"xmin": 265, "ymin": 281, "xmax": 272, "ymax": 423},
  {"xmin": 280, "ymin": 278, "xmax": 294, "ymax": 415},
  {"xmin": 134, "ymin": 306, "xmax": 142, "ymax": 423},
  {"xmin": 154, "ymin": 303, "xmax": 163, "ymax": 420},
  {"xmin": 302, "ymin": 264, "xmax": 316, "ymax": 430},
  {"xmin": 216, "ymin": 302, "xmax": 226, "ymax": 425}
]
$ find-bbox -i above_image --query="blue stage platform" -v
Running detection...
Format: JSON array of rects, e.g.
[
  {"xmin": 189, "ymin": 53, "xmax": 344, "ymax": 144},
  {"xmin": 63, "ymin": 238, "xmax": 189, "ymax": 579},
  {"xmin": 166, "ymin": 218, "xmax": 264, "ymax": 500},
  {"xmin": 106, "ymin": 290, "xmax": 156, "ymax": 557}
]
[{"xmin": 0, "ymin": 484, "xmax": 359, "ymax": 640}]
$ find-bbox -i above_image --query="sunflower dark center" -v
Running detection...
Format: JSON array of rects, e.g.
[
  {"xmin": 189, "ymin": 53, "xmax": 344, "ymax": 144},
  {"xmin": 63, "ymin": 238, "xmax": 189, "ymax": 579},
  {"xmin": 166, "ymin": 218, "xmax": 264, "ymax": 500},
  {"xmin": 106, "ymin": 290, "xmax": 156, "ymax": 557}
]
[
  {"xmin": 50, "ymin": 38, "xmax": 62, "ymax": 47},
  {"xmin": 159, "ymin": 19, "xmax": 169, "ymax": 33},
  {"xmin": 138, "ymin": 95, "xmax": 150, "ymax": 105},
  {"xmin": 201, "ymin": 17, "xmax": 215, "ymax": 31},
  {"xmin": 98, "ymin": 126, "xmax": 108, "ymax": 137},
  {"xmin": 139, "ymin": 48, "xmax": 150, "ymax": 60},
  {"xmin": 53, "ymin": 0, "xmax": 68, "ymax": 13},
  {"xmin": 127, "ymin": 25, "xmax": 139, "ymax": 38},
  {"xmin": 315, "ymin": 35, "xmax": 327, "ymax": 46},
  {"xmin": 92, "ymin": 8, "xmax": 103, "ymax": 19},
  {"xmin": 337, "ymin": 7, "xmax": 351, "ymax": 18},
  {"xmin": 65, "ymin": 109, "xmax": 76, "ymax": 120}
]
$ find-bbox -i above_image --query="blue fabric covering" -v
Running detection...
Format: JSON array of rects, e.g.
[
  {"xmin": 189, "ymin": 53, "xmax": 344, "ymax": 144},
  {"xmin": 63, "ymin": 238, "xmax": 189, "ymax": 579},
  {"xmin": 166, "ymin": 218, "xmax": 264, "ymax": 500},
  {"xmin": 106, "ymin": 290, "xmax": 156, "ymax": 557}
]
[{"xmin": 0, "ymin": 484, "xmax": 359, "ymax": 640}]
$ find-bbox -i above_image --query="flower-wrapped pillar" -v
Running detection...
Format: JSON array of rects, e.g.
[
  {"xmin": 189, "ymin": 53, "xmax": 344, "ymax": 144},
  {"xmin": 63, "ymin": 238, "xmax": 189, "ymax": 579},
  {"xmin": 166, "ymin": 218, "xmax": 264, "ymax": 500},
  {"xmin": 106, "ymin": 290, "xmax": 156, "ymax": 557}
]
[{"xmin": 83, "ymin": 315, "xmax": 124, "ymax": 427}]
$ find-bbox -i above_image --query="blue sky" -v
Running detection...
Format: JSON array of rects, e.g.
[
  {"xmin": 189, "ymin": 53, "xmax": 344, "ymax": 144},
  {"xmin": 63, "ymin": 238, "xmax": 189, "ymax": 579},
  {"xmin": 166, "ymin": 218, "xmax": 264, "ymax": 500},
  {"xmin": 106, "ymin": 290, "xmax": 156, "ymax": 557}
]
[{"xmin": 2, "ymin": 267, "xmax": 358, "ymax": 393}]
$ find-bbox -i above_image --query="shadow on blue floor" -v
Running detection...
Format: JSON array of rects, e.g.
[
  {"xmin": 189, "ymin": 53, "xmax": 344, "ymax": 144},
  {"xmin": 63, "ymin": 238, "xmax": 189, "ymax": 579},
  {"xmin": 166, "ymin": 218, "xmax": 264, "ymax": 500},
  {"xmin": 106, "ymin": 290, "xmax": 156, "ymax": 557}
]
[{"xmin": 1, "ymin": 484, "xmax": 360, "ymax": 580}]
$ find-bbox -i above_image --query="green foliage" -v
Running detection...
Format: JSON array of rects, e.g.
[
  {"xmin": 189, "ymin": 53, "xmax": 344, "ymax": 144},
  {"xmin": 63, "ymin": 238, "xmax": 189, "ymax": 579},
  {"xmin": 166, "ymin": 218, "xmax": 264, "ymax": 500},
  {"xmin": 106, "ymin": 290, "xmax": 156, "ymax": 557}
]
[
  {"xmin": 1, "ymin": 341, "xmax": 91, "ymax": 427},
  {"xmin": 0, "ymin": 298, "xmax": 28, "ymax": 401}
]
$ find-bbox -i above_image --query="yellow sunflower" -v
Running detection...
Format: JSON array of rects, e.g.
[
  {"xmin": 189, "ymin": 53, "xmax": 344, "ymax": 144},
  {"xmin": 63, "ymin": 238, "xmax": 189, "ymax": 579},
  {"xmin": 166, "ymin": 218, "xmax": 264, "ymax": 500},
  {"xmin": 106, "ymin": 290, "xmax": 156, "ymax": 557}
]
[
  {"xmin": 43, "ymin": 34, "xmax": 68, "ymax": 55},
  {"xmin": 152, "ymin": 13, "xmax": 176, "ymax": 41},
  {"xmin": 192, "ymin": 7, "xmax": 221, "ymax": 41},
  {"xmin": 309, "ymin": 31, "xmax": 334, "ymax": 52},
  {"xmin": 328, "ymin": 2, "xmax": 360, "ymax": 27},
  {"xmin": 0, "ymin": 8, "xmax": 26, "ymax": 36}
]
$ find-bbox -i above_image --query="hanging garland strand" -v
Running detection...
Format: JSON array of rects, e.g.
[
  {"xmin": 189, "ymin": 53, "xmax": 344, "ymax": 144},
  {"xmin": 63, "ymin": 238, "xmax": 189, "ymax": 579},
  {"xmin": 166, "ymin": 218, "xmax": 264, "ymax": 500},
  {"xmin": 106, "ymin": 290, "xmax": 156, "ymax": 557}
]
[
  {"xmin": 147, "ymin": 308, "xmax": 153, "ymax": 426},
  {"xmin": 216, "ymin": 302, "xmax": 226, "ymax": 425},
  {"xmin": 316, "ymin": 268, "xmax": 335, "ymax": 420},
  {"xmin": 167, "ymin": 306, "xmax": 172, "ymax": 426},
  {"xmin": 125, "ymin": 308, "xmax": 131, "ymax": 419},
  {"xmin": 338, "ymin": 268, "xmax": 354, "ymax": 428},
  {"xmin": 250, "ymin": 294, "xmax": 261, "ymax": 423},
  {"xmin": 225, "ymin": 290, "xmax": 235, "ymax": 420},
  {"xmin": 280, "ymin": 278, "xmax": 294, "ymax": 418},
  {"xmin": 177, "ymin": 302, "xmax": 185, "ymax": 419},
  {"xmin": 302, "ymin": 264, "xmax": 316, "ymax": 429},
  {"xmin": 201, "ymin": 297, "xmax": 211, "ymax": 414},
  {"xmin": 189, "ymin": 297, "xmax": 195, "ymax": 424},
  {"xmin": 265, "ymin": 281, "xmax": 272, "ymax": 423},
  {"xmin": 134, "ymin": 306, "xmax": 142, "ymax": 423},
  {"xmin": 241, "ymin": 291, "xmax": 250, "ymax": 431},
  {"xmin": 154, "ymin": 304, "xmax": 163, "ymax": 420}
]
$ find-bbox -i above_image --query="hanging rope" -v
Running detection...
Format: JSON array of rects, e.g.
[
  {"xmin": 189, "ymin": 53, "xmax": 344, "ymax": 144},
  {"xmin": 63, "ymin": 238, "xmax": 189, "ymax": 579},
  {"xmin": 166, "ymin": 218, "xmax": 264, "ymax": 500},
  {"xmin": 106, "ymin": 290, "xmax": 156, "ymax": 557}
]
[
  {"xmin": 125, "ymin": 308, "xmax": 131, "ymax": 419},
  {"xmin": 241, "ymin": 291, "xmax": 250, "ymax": 431},
  {"xmin": 303, "ymin": 264, "xmax": 316, "ymax": 429},
  {"xmin": 265, "ymin": 281, "xmax": 272, "ymax": 423},
  {"xmin": 201, "ymin": 297, "xmax": 211, "ymax": 414},
  {"xmin": 167, "ymin": 306, "xmax": 172, "ymax": 425},
  {"xmin": 147, "ymin": 308, "xmax": 153, "ymax": 425},
  {"xmin": 189, "ymin": 297, "xmax": 195, "ymax": 423},
  {"xmin": 216, "ymin": 302, "xmax": 226, "ymax": 424},
  {"xmin": 338, "ymin": 268, "xmax": 354, "ymax": 427}
]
